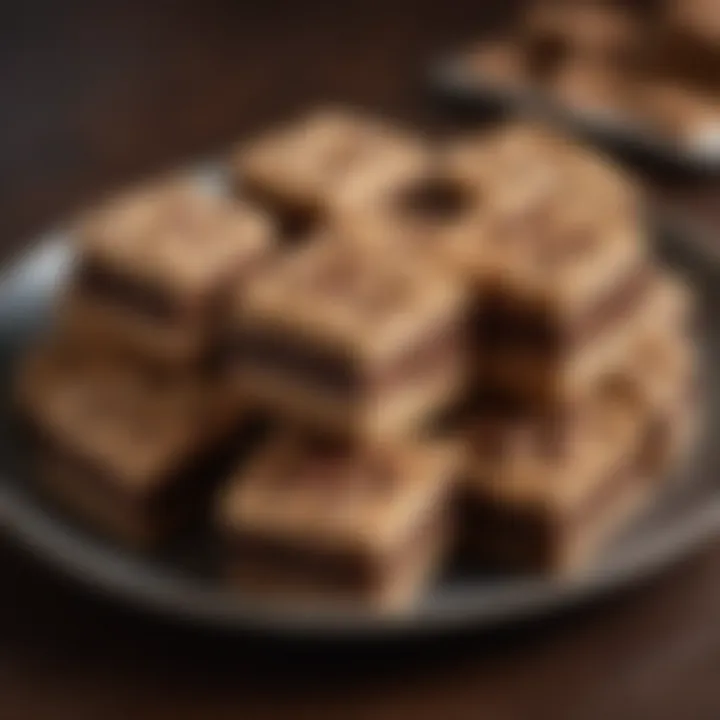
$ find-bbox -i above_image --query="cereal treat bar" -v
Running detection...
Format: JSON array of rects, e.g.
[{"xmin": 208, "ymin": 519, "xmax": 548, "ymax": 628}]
[
  {"xmin": 64, "ymin": 177, "xmax": 273, "ymax": 364},
  {"xmin": 233, "ymin": 108, "xmax": 427, "ymax": 240},
  {"xmin": 216, "ymin": 433, "xmax": 457, "ymax": 611},
  {"xmin": 228, "ymin": 238, "xmax": 468, "ymax": 440},
  {"xmin": 443, "ymin": 126, "xmax": 649, "ymax": 406},
  {"xmin": 16, "ymin": 341, "xmax": 249, "ymax": 545},
  {"xmin": 459, "ymin": 379, "xmax": 649, "ymax": 573}
]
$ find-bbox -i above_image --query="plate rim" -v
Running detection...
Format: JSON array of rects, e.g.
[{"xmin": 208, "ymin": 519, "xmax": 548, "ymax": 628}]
[{"xmin": 429, "ymin": 55, "xmax": 720, "ymax": 176}]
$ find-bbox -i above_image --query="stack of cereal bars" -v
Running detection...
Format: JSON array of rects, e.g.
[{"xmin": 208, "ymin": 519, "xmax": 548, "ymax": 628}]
[{"xmin": 16, "ymin": 110, "xmax": 697, "ymax": 612}]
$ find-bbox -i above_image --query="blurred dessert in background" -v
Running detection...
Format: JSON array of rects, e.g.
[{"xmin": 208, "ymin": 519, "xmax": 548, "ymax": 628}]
[
  {"xmin": 658, "ymin": 0, "xmax": 720, "ymax": 89},
  {"xmin": 632, "ymin": 81, "xmax": 720, "ymax": 155},
  {"xmin": 459, "ymin": 0, "xmax": 720, "ymax": 154}
]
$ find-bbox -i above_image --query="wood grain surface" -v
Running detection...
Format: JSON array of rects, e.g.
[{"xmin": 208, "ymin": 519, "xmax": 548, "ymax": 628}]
[{"xmin": 2, "ymin": 2, "xmax": 720, "ymax": 718}]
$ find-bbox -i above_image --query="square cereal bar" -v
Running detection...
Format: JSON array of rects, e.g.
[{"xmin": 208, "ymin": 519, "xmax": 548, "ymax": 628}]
[
  {"xmin": 216, "ymin": 433, "xmax": 457, "ymax": 611},
  {"xmin": 228, "ymin": 238, "xmax": 468, "ymax": 440},
  {"xmin": 460, "ymin": 380, "xmax": 649, "ymax": 573},
  {"xmin": 477, "ymin": 257, "xmax": 656, "ymax": 408},
  {"xmin": 64, "ymin": 177, "xmax": 273, "ymax": 364},
  {"xmin": 16, "ymin": 342, "xmax": 249, "ymax": 546},
  {"xmin": 233, "ymin": 108, "xmax": 426, "ymax": 239}
]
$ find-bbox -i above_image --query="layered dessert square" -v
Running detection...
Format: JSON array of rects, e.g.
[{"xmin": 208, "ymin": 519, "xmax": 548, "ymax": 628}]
[
  {"xmin": 64, "ymin": 177, "xmax": 273, "ymax": 364},
  {"xmin": 460, "ymin": 381, "xmax": 649, "ymax": 573},
  {"xmin": 442, "ymin": 128, "xmax": 649, "ymax": 406},
  {"xmin": 477, "ymin": 254, "xmax": 655, "ymax": 408},
  {"xmin": 233, "ymin": 108, "xmax": 426, "ymax": 239},
  {"xmin": 16, "ymin": 341, "xmax": 248, "ymax": 545},
  {"xmin": 228, "ymin": 238, "xmax": 468, "ymax": 440},
  {"xmin": 216, "ymin": 433, "xmax": 457, "ymax": 610}
]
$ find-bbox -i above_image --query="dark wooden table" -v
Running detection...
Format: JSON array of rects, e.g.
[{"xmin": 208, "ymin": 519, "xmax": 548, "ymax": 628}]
[{"xmin": 3, "ymin": 2, "xmax": 720, "ymax": 718}]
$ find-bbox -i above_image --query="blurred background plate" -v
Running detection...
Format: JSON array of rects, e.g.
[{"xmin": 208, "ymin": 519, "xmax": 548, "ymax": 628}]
[
  {"xmin": 428, "ymin": 58, "xmax": 720, "ymax": 178},
  {"xmin": 0, "ymin": 203, "xmax": 718, "ymax": 643}
]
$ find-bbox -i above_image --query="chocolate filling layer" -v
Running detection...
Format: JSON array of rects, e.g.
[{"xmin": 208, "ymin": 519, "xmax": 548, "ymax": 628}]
[
  {"xmin": 478, "ymin": 264, "xmax": 651, "ymax": 353},
  {"xmin": 233, "ymin": 321, "xmax": 462, "ymax": 400},
  {"xmin": 77, "ymin": 261, "xmax": 181, "ymax": 324},
  {"xmin": 234, "ymin": 330, "xmax": 361, "ymax": 397}
]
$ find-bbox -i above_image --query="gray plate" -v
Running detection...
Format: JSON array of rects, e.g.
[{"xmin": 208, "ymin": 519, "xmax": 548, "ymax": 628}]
[
  {"xmin": 0, "ymin": 215, "xmax": 717, "ymax": 643},
  {"xmin": 429, "ymin": 58, "xmax": 720, "ymax": 178}
]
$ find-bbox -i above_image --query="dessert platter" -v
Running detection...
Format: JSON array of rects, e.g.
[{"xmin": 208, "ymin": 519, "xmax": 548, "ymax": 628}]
[{"xmin": 0, "ymin": 110, "xmax": 715, "ymax": 641}]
